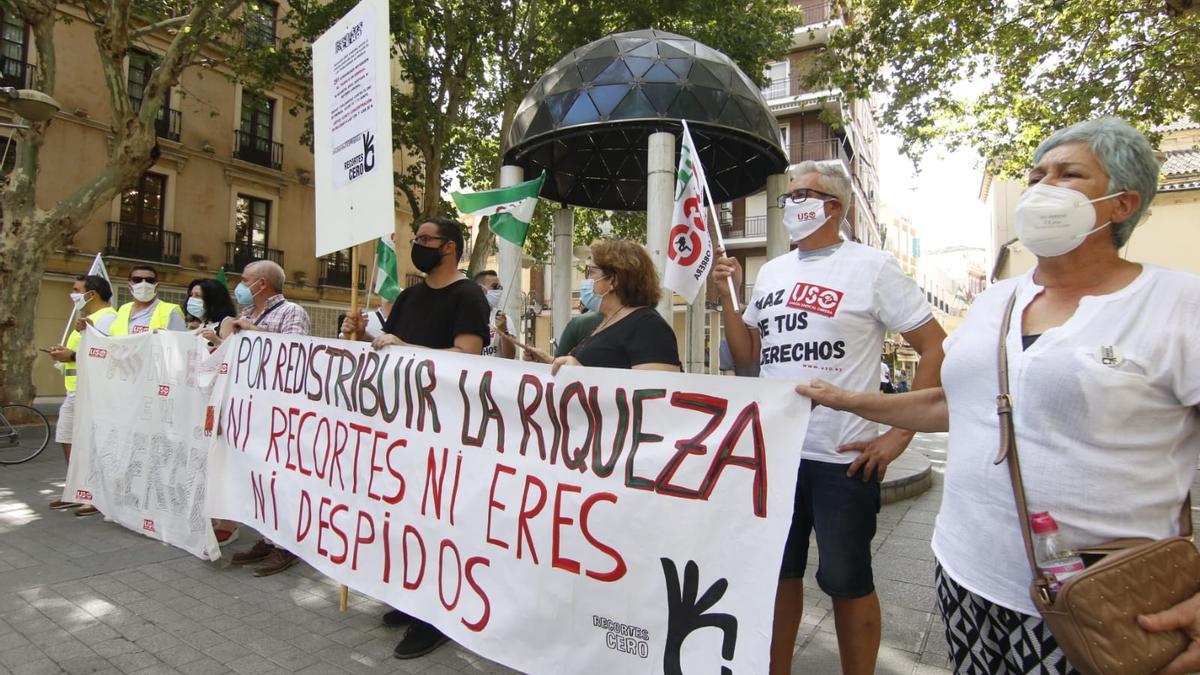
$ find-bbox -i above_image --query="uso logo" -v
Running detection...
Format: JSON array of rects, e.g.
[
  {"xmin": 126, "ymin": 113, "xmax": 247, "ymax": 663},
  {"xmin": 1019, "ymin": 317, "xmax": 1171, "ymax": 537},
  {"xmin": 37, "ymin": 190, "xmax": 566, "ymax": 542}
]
[
  {"xmin": 88, "ymin": 347, "xmax": 108, "ymax": 358},
  {"xmin": 219, "ymin": 363, "xmax": 229, "ymax": 374},
  {"xmin": 157, "ymin": 385, "xmax": 171, "ymax": 397},
  {"xmin": 787, "ymin": 283, "xmax": 844, "ymax": 317},
  {"xmin": 74, "ymin": 489, "xmax": 93, "ymax": 500},
  {"xmin": 142, "ymin": 519, "xmax": 156, "ymax": 533}
]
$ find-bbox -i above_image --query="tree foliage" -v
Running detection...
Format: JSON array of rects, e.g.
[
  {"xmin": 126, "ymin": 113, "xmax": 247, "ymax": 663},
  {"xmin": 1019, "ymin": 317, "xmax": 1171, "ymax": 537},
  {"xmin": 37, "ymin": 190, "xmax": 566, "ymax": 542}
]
[
  {"xmin": 814, "ymin": 0, "xmax": 1200, "ymax": 176},
  {"xmin": 282, "ymin": 0, "xmax": 798, "ymax": 270}
]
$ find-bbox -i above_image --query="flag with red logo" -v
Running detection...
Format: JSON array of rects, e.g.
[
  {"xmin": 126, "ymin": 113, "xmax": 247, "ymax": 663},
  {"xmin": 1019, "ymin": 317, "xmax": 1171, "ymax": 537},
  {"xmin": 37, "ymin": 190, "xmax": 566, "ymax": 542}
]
[{"xmin": 662, "ymin": 121, "xmax": 714, "ymax": 303}]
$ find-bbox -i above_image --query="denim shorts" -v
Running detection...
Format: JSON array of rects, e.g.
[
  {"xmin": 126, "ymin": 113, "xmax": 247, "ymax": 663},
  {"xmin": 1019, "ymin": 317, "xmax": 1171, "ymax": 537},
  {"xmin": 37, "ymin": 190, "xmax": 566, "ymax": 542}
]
[{"xmin": 779, "ymin": 458, "xmax": 881, "ymax": 598}]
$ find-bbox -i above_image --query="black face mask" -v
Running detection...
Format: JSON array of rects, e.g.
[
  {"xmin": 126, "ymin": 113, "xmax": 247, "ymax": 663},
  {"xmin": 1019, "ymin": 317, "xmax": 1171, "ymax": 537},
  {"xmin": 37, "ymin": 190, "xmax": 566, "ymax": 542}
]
[{"xmin": 411, "ymin": 242, "xmax": 445, "ymax": 273}]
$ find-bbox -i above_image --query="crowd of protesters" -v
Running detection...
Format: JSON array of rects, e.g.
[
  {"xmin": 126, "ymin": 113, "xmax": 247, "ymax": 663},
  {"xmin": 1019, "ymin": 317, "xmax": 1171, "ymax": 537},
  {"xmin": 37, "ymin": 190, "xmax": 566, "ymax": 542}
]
[{"xmin": 41, "ymin": 116, "xmax": 1200, "ymax": 674}]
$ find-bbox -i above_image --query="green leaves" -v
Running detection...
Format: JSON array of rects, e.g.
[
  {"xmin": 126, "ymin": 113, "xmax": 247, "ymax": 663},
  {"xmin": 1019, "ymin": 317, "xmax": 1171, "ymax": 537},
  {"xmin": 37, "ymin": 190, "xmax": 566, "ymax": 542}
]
[{"xmin": 818, "ymin": 0, "xmax": 1200, "ymax": 176}]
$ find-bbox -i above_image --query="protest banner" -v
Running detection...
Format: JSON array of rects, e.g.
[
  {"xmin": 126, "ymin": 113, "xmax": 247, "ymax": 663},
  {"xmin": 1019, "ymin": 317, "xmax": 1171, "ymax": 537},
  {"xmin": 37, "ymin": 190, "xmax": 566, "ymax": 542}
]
[
  {"xmin": 206, "ymin": 333, "xmax": 809, "ymax": 674},
  {"xmin": 311, "ymin": 0, "xmax": 394, "ymax": 256},
  {"xmin": 63, "ymin": 330, "xmax": 221, "ymax": 560}
]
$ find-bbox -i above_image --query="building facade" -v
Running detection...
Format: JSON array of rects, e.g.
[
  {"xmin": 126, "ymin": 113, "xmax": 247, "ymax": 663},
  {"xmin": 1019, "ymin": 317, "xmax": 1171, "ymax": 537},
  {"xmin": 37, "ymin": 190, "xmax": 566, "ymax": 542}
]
[
  {"xmin": 719, "ymin": 0, "xmax": 882, "ymax": 302},
  {"xmin": 17, "ymin": 4, "xmax": 417, "ymax": 398},
  {"xmin": 984, "ymin": 120, "xmax": 1200, "ymax": 281}
]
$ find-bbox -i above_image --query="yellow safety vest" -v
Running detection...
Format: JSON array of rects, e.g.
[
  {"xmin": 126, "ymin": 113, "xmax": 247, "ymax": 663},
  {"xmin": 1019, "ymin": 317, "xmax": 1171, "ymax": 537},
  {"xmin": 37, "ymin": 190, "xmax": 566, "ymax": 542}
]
[
  {"xmin": 63, "ymin": 306, "xmax": 118, "ymax": 392},
  {"xmin": 110, "ymin": 300, "xmax": 183, "ymax": 336}
]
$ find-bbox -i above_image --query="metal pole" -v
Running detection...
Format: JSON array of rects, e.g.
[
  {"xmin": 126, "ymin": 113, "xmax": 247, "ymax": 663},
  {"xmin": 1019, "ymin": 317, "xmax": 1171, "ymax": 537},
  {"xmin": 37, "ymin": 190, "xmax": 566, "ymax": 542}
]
[
  {"xmin": 708, "ymin": 308, "xmax": 722, "ymax": 375},
  {"xmin": 646, "ymin": 131, "xmax": 675, "ymax": 320},
  {"xmin": 766, "ymin": 173, "xmax": 790, "ymax": 259},
  {"xmin": 499, "ymin": 165, "xmax": 525, "ymax": 342},
  {"xmin": 551, "ymin": 208, "xmax": 573, "ymax": 341},
  {"xmin": 685, "ymin": 292, "xmax": 706, "ymax": 374}
]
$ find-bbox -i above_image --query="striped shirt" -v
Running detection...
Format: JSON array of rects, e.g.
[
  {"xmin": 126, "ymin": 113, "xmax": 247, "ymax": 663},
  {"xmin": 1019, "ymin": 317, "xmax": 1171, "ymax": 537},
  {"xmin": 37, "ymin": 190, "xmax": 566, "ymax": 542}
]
[{"xmin": 238, "ymin": 294, "xmax": 310, "ymax": 335}]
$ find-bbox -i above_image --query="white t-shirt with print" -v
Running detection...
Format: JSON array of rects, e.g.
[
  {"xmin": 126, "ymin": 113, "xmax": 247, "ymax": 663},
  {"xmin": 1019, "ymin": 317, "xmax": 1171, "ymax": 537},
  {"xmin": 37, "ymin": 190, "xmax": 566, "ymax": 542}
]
[
  {"xmin": 933, "ymin": 265, "xmax": 1200, "ymax": 615},
  {"xmin": 743, "ymin": 241, "xmax": 932, "ymax": 463}
]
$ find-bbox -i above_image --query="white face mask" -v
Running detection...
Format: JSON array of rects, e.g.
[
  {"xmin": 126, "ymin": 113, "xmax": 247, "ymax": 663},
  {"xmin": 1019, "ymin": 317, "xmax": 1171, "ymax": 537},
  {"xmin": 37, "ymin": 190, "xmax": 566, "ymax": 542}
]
[
  {"xmin": 783, "ymin": 198, "xmax": 830, "ymax": 241},
  {"xmin": 70, "ymin": 292, "xmax": 89, "ymax": 311},
  {"xmin": 1015, "ymin": 183, "xmax": 1124, "ymax": 258},
  {"xmin": 130, "ymin": 280, "xmax": 157, "ymax": 303},
  {"xmin": 485, "ymin": 288, "xmax": 502, "ymax": 309}
]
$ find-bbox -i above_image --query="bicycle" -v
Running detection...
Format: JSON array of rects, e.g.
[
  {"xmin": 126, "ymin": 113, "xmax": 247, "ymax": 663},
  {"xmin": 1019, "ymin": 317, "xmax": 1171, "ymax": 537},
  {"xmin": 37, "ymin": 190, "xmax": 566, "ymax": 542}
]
[{"xmin": 0, "ymin": 403, "xmax": 50, "ymax": 465}]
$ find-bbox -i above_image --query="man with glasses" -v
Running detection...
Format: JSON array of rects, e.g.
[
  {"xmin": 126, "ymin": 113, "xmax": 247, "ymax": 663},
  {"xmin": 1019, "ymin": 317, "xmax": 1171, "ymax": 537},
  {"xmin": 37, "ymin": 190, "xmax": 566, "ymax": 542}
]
[
  {"xmin": 341, "ymin": 216, "xmax": 489, "ymax": 660},
  {"xmin": 109, "ymin": 265, "xmax": 187, "ymax": 336},
  {"xmin": 714, "ymin": 162, "xmax": 946, "ymax": 675}
]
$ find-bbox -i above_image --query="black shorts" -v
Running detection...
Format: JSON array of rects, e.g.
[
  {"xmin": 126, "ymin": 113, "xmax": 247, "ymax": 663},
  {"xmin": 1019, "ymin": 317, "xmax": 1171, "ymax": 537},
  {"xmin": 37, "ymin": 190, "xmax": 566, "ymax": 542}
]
[{"xmin": 779, "ymin": 458, "xmax": 880, "ymax": 598}]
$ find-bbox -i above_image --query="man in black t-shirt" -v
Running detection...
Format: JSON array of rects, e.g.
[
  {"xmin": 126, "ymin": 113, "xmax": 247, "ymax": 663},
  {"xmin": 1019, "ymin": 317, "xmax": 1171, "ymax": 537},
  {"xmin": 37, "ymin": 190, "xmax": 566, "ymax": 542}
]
[{"xmin": 340, "ymin": 216, "xmax": 488, "ymax": 660}]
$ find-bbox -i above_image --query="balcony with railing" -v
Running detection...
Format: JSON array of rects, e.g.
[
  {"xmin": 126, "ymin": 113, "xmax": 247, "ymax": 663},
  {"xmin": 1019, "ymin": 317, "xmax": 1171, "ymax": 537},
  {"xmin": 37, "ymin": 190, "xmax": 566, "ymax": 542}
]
[
  {"xmin": 0, "ymin": 56, "xmax": 31, "ymax": 89},
  {"xmin": 404, "ymin": 273, "xmax": 424, "ymax": 289},
  {"xmin": 225, "ymin": 241, "xmax": 284, "ymax": 271},
  {"xmin": 789, "ymin": 138, "xmax": 852, "ymax": 176},
  {"xmin": 105, "ymin": 222, "xmax": 181, "ymax": 265},
  {"xmin": 233, "ymin": 130, "xmax": 283, "ymax": 170},
  {"xmin": 319, "ymin": 253, "xmax": 366, "ymax": 289},
  {"xmin": 797, "ymin": 0, "xmax": 831, "ymax": 25},
  {"xmin": 719, "ymin": 215, "xmax": 767, "ymax": 240}
]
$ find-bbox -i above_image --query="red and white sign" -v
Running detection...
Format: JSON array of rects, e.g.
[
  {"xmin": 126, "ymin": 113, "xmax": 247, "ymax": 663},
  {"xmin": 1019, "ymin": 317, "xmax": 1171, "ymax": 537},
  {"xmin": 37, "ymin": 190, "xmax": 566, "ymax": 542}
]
[
  {"xmin": 788, "ymin": 282, "xmax": 844, "ymax": 317},
  {"xmin": 662, "ymin": 123, "xmax": 714, "ymax": 304}
]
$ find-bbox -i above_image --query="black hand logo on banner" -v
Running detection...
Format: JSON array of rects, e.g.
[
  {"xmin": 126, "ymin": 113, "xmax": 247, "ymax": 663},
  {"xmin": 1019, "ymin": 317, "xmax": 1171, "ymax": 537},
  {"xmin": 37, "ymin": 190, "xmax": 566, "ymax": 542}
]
[
  {"xmin": 362, "ymin": 131, "xmax": 375, "ymax": 172},
  {"xmin": 661, "ymin": 558, "xmax": 738, "ymax": 675}
]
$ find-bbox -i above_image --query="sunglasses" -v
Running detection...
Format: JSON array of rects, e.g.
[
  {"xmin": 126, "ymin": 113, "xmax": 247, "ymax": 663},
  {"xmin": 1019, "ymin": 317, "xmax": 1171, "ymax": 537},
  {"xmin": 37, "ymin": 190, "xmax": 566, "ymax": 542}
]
[{"xmin": 130, "ymin": 276, "xmax": 157, "ymax": 284}]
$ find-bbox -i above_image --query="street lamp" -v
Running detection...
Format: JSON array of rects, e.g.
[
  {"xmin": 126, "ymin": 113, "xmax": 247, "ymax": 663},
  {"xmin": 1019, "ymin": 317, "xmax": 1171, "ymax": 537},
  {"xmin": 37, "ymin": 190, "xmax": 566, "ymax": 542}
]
[{"xmin": 0, "ymin": 87, "xmax": 61, "ymax": 124}]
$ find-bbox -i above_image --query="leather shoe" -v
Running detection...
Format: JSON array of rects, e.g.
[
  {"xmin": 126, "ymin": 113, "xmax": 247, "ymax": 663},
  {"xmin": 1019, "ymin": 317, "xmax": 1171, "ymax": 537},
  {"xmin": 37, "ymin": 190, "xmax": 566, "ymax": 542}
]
[
  {"xmin": 230, "ymin": 538, "xmax": 274, "ymax": 565},
  {"xmin": 253, "ymin": 549, "xmax": 299, "ymax": 577},
  {"xmin": 393, "ymin": 620, "xmax": 448, "ymax": 659}
]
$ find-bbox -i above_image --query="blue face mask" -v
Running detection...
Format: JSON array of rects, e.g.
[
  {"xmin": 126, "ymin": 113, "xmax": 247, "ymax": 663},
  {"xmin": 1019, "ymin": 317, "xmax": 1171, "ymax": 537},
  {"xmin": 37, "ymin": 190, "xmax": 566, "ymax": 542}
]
[
  {"xmin": 186, "ymin": 297, "xmax": 206, "ymax": 319},
  {"xmin": 234, "ymin": 282, "xmax": 254, "ymax": 305},
  {"xmin": 579, "ymin": 277, "xmax": 606, "ymax": 312}
]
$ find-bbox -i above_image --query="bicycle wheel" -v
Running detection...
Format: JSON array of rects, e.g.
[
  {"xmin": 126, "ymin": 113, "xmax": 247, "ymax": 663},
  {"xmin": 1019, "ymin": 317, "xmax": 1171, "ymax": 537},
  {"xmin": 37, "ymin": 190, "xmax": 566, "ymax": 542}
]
[{"xmin": 0, "ymin": 404, "xmax": 51, "ymax": 465}]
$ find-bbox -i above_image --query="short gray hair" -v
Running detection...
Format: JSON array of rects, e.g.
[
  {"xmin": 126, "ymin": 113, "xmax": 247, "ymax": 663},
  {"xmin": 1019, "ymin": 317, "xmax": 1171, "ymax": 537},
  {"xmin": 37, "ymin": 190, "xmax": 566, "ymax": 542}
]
[
  {"xmin": 790, "ymin": 160, "xmax": 852, "ymax": 223},
  {"xmin": 244, "ymin": 260, "xmax": 286, "ymax": 292},
  {"xmin": 1033, "ymin": 116, "xmax": 1160, "ymax": 247}
]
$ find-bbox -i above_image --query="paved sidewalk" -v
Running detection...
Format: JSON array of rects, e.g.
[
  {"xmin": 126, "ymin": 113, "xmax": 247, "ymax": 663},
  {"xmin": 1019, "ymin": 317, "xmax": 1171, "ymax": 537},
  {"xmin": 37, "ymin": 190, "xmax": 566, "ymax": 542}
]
[{"xmin": 6, "ymin": 431, "xmax": 1167, "ymax": 675}]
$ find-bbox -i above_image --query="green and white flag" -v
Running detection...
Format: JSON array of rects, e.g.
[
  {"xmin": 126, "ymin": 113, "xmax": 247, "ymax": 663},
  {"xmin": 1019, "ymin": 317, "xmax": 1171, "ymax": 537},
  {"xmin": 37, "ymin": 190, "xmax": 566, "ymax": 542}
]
[
  {"xmin": 451, "ymin": 172, "xmax": 545, "ymax": 247},
  {"xmin": 374, "ymin": 234, "xmax": 400, "ymax": 302}
]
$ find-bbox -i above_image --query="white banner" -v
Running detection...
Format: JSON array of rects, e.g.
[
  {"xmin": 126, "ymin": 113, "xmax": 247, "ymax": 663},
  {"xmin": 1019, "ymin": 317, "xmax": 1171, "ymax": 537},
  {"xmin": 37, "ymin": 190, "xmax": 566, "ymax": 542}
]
[
  {"xmin": 206, "ymin": 334, "xmax": 808, "ymax": 674},
  {"xmin": 64, "ymin": 330, "xmax": 221, "ymax": 560},
  {"xmin": 312, "ymin": 0, "xmax": 395, "ymax": 256}
]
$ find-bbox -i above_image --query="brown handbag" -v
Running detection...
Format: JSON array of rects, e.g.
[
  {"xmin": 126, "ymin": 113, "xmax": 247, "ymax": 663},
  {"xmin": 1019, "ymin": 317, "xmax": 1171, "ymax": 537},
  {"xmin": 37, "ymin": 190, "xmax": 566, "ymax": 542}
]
[{"xmin": 994, "ymin": 292, "xmax": 1200, "ymax": 675}]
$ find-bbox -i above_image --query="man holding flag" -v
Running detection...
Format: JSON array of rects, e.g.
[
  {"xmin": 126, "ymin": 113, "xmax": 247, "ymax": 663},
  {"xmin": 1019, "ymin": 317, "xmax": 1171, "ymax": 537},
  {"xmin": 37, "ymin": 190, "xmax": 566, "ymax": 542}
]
[{"xmin": 46, "ymin": 272, "xmax": 117, "ymax": 513}]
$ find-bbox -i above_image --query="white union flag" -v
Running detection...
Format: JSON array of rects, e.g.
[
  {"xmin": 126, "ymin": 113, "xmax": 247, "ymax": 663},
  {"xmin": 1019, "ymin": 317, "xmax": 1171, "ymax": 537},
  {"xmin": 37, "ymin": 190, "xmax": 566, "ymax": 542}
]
[{"xmin": 662, "ymin": 123, "xmax": 714, "ymax": 304}]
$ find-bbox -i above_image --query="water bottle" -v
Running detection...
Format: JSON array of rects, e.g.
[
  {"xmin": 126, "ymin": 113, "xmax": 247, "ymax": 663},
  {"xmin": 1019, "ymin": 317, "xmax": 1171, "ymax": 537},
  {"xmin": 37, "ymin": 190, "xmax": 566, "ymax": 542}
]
[{"xmin": 1030, "ymin": 511, "xmax": 1085, "ymax": 596}]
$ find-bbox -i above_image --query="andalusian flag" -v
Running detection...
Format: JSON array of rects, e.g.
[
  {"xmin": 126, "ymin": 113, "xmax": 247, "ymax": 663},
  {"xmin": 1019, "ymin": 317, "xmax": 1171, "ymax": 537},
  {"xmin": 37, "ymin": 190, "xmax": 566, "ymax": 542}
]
[
  {"xmin": 374, "ymin": 234, "xmax": 400, "ymax": 302},
  {"xmin": 451, "ymin": 172, "xmax": 545, "ymax": 247}
]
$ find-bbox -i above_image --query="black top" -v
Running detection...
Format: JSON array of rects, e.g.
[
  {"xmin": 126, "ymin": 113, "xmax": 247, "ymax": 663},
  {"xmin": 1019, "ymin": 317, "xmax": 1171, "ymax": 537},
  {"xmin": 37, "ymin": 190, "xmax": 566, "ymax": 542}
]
[
  {"xmin": 570, "ymin": 307, "xmax": 681, "ymax": 370},
  {"xmin": 383, "ymin": 279, "xmax": 490, "ymax": 349}
]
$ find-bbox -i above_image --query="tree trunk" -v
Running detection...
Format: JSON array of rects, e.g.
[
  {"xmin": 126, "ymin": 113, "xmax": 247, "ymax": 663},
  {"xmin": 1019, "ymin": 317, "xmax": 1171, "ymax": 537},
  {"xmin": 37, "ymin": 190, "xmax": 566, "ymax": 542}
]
[
  {"xmin": 0, "ymin": 214, "xmax": 53, "ymax": 406},
  {"xmin": 467, "ymin": 99, "xmax": 517, "ymax": 275}
]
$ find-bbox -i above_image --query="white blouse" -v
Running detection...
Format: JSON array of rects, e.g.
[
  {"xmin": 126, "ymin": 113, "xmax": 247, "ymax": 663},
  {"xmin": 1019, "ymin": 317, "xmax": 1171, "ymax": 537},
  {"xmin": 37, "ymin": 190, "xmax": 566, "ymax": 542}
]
[{"xmin": 933, "ymin": 265, "xmax": 1200, "ymax": 615}]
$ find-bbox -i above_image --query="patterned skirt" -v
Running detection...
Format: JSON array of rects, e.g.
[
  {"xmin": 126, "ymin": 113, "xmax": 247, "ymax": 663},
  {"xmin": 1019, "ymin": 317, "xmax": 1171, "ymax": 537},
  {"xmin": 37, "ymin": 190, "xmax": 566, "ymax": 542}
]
[{"xmin": 934, "ymin": 563, "xmax": 1080, "ymax": 675}]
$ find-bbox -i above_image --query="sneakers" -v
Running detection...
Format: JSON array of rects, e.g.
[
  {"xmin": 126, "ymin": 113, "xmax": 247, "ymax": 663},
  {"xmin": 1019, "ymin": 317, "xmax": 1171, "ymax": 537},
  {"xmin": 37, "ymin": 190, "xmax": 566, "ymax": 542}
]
[
  {"xmin": 215, "ymin": 526, "xmax": 239, "ymax": 546},
  {"xmin": 393, "ymin": 620, "xmax": 448, "ymax": 659},
  {"xmin": 48, "ymin": 500, "xmax": 81, "ymax": 510},
  {"xmin": 75, "ymin": 505, "xmax": 100, "ymax": 517},
  {"xmin": 382, "ymin": 609, "xmax": 413, "ymax": 627},
  {"xmin": 253, "ymin": 549, "xmax": 299, "ymax": 577},
  {"xmin": 230, "ymin": 538, "xmax": 275, "ymax": 565}
]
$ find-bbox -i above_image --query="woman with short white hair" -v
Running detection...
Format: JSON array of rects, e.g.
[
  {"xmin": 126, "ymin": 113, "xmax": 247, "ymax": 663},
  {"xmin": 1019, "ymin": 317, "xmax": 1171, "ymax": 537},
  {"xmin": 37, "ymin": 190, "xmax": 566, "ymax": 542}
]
[{"xmin": 799, "ymin": 116, "xmax": 1200, "ymax": 674}]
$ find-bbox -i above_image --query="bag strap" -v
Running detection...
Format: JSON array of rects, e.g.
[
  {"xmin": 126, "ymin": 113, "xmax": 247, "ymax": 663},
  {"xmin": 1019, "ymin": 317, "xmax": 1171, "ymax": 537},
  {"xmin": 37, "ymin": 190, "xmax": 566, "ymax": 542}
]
[{"xmin": 994, "ymin": 292, "xmax": 1194, "ymax": 583}]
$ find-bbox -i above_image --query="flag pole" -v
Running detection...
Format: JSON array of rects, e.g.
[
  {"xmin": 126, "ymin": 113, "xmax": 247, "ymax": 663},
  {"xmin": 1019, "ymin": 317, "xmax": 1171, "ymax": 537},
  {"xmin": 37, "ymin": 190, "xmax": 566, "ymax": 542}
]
[
  {"xmin": 363, "ymin": 240, "xmax": 377, "ymax": 311},
  {"xmin": 682, "ymin": 120, "xmax": 740, "ymax": 312},
  {"xmin": 340, "ymin": 244, "xmax": 359, "ymax": 613}
]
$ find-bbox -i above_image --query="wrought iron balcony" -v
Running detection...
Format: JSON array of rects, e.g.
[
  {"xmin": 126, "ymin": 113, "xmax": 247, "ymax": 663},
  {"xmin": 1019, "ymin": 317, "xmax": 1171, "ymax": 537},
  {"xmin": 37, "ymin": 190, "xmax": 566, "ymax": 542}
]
[
  {"xmin": 719, "ymin": 215, "xmax": 767, "ymax": 240},
  {"xmin": 225, "ymin": 241, "xmax": 284, "ymax": 271},
  {"xmin": 105, "ymin": 221, "xmax": 181, "ymax": 265},
  {"xmin": 0, "ymin": 56, "xmax": 31, "ymax": 89},
  {"xmin": 799, "ymin": 1, "xmax": 832, "ymax": 25},
  {"xmin": 318, "ymin": 253, "xmax": 366, "ymax": 289},
  {"xmin": 233, "ymin": 130, "xmax": 283, "ymax": 170}
]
